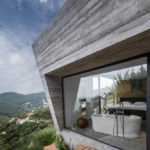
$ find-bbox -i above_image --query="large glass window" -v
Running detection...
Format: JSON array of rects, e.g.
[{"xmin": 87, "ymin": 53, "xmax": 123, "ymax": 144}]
[{"xmin": 63, "ymin": 57, "xmax": 147, "ymax": 150}]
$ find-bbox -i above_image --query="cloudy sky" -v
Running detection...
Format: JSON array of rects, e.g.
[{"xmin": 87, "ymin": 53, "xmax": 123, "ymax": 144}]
[{"xmin": 0, "ymin": 0, "xmax": 66, "ymax": 94}]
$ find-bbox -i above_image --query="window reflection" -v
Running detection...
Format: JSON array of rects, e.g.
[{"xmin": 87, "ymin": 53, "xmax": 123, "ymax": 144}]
[{"xmin": 63, "ymin": 57, "xmax": 147, "ymax": 150}]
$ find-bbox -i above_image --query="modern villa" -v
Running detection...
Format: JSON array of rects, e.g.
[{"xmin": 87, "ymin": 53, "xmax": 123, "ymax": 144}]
[{"xmin": 32, "ymin": 0, "xmax": 150, "ymax": 150}]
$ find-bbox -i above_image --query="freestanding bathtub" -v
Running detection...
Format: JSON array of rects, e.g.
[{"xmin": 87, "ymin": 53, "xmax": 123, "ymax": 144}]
[{"xmin": 91, "ymin": 114, "xmax": 142, "ymax": 138}]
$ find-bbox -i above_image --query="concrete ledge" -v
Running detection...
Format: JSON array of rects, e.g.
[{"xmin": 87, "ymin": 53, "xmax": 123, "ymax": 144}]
[{"xmin": 61, "ymin": 129, "xmax": 119, "ymax": 150}]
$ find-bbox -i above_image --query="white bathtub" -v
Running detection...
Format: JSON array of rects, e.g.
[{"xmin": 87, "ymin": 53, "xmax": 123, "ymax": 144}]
[{"xmin": 91, "ymin": 114, "xmax": 142, "ymax": 138}]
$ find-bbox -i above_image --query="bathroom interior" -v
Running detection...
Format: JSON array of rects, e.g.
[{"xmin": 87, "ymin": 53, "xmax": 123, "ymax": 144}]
[{"xmin": 63, "ymin": 57, "xmax": 147, "ymax": 150}]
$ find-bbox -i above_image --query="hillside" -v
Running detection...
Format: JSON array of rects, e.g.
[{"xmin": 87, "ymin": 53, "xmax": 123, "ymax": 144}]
[
  {"xmin": 0, "ymin": 107, "xmax": 52, "ymax": 150},
  {"xmin": 0, "ymin": 92, "xmax": 46, "ymax": 123},
  {"xmin": 0, "ymin": 107, "xmax": 69, "ymax": 150}
]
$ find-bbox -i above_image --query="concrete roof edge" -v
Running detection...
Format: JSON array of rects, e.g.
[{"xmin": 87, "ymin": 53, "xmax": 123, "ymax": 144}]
[{"xmin": 32, "ymin": 0, "xmax": 74, "ymax": 49}]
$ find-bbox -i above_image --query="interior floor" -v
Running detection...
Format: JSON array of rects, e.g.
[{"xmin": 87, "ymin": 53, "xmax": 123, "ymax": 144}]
[{"xmin": 70, "ymin": 119, "xmax": 146, "ymax": 150}]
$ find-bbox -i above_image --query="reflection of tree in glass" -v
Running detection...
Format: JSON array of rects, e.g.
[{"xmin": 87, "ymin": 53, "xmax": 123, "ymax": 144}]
[
  {"xmin": 113, "ymin": 65, "xmax": 147, "ymax": 92},
  {"xmin": 99, "ymin": 65, "xmax": 147, "ymax": 105},
  {"xmin": 91, "ymin": 96, "xmax": 100, "ymax": 114},
  {"xmin": 91, "ymin": 96, "xmax": 100, "ymax": 109}
]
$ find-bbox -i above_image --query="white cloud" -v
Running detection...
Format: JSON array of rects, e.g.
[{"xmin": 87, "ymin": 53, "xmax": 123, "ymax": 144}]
[
  {"xmin": 17, "ymin": 0, "xmax": 23, "ymax": 11},
  {"xmin": 0, "ymin": 28, "xmax": 44, "ymax": 94},
  {"xmin": 8, "ymin": 53, "xmax": 24, "ymax": 65},
  {"xmin": 39, "ymin": 0, "xmax": 48, "ymax": 3},
  {"xmin": 0, "ymin": 0, "xmax": 67, "ymax": 94}
]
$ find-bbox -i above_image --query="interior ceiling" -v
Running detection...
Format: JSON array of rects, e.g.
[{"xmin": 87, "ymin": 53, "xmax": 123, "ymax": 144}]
[{"xmin": 47, "ymin": 29, "xmax": 150, "ymax": 78}]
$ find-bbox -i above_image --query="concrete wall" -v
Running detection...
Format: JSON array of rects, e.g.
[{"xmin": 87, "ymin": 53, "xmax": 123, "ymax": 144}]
[
  {"xmin": 33, "ymin": 0, "xmax": 150, "ymax": 76},
  {"xmin": 32, "ymin": 0, "xmax": 150, "ymax": 149}
]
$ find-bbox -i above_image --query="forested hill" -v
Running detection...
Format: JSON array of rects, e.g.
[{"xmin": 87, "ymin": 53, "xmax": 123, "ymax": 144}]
[{"xmin": 0, "ymin": 92, "xmax": 45, "ymax": 123}]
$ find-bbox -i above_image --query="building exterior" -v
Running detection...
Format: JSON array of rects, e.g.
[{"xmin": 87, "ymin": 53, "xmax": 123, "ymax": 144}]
[
  {"xmin": 16, "ymin": 117, "xmax": 29, "ymax": 125},
  {"xmin": 8, "ymin": 118, "xmax": 17, "ymax": 123},
  {"xmin": 26, "ymin": 113, "xmax": 34, "ymax": 117},
  {"xmin": 32, "ymin": 0, "xmax": 150, "ymax": 150}
]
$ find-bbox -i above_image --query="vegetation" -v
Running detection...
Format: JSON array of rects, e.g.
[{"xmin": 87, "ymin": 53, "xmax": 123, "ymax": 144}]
[
  {"xmin": 0, "ymin": 106, "xmax": 69, "ymax": 150},
  {"xmin": 15, "ymin": 128, "xmax": 55, "ymax": 150},
  {"xmin": 0, "ymin": 92, "xmax": 45, "ymax": 123},
  {"xmin": 14, "ymin": 128, "xmax": 69, "ymax": 150},
  {"xmin": 33, "ymin": 128, "xmax": 56, "ymax": 146},
  {"xmin": 91, "ymin": 96, "xmax": 100, "ymax": 109},
  {"xmin": 94, "ymin": 65, "xmax": 147, "ymax": 106},
  {"xmin": 113, "ymin": 65, "xmax": 147, "ymax": 90},
  {"xmin": 0, "ymin": 121, "xmax": 49, "ymax": 150},
  {"xmin": 55, "ymin": 135, "xmax": 70, "ymax": 150},
  {"xmin": 31, "ymin": 108, "xmax": 51, "ymax": 120},
  {"xmin": 0, "ymin": 91, "xmax": 69, "ymax": 150}
]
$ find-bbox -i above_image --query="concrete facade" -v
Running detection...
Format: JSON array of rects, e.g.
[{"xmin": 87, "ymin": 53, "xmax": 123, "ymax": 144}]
[{"xmin": 32, "ymin": 0, "xmax": 150, "ymax": 149}]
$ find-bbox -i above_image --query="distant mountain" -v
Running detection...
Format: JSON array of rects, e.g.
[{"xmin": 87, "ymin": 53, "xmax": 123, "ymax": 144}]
[{"xmin": 0, "ymin": 92, "xmax": 46, "ymax": 123}]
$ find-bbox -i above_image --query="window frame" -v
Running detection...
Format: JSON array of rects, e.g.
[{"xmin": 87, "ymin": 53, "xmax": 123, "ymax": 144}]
[{"xmin": 62, "ymin": 54, "xmax": 149, "ymax": 150}]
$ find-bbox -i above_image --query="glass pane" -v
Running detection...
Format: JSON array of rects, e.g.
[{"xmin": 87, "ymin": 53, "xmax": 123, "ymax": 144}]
[{"xmin": 63, "ymin": 57, "xmax": 147, "ymax": 150}]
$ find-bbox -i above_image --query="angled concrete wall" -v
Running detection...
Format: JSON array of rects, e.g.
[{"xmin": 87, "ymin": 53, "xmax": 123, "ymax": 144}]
[
  {"xmin": 33, "ymin": 0, "xmax": 150, "ymax": 75},
  {"xmin": 32, "ymin": 0, "xmax": 150, "ymax": 149}
]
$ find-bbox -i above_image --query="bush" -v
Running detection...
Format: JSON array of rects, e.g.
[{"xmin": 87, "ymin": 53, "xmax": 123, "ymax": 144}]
[
  {"xmin": 55, "ymin": 135, "xmax": 69, "ymax": 150},
  {"xmin": 29, "ymin": 144, "xmax": 43, "ymax": 150},
  {"xmin": 32, "ymin": 128, "xmax": 69, "ymax": 150},
  {"xmin": 2, "ymin": 124, "xmax": 70, "ymax": 150},
  {"xmin": 33, "ymin": 128, "xmax": 56, "ymax": 146}
]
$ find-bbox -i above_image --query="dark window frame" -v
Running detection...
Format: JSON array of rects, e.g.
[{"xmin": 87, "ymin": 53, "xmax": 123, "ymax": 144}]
[{"xmin": 62, "ymin": 53, "xmax": 149, "ymax": 150}]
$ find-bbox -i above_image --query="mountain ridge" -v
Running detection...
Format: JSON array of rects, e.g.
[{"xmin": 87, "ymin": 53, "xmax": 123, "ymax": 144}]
[{"xmin": 0, "ymin": 91, "xmax": 46, "ymax": 123}]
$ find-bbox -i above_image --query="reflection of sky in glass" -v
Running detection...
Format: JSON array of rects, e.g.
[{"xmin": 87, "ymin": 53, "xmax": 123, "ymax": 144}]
[
  {"xmin": 93, "ymin": 64, "xmax": 147, "ymax": 90},
  {"xmin": 74, "ymin": 63, "xmax": 147, "ymax": 111},
  {"xmin": 100, "ymin": 77, "xmax": 114, "ymax": 89},
  {"xmin": 93, "ymin": 77, "xmax": 98, "ymax": 90},
  {"xmin": 93, "ymin": 77, "xmax": 113, "ymax": 89}
]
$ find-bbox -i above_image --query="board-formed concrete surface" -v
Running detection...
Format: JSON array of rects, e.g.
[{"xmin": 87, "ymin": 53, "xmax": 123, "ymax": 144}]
[
  {"xmin": 33, "ymin": 0, "xmax": 150, "ymax": 75},
  {"xmin": 32, "ymin": 0, "xmax": 150, "ymax": 149}
]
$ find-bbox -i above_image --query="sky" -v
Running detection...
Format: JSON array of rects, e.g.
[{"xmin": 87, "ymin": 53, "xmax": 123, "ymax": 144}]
[{"xmin": 0, "ymin": 0, "xmax": 66, "ymax": 94}]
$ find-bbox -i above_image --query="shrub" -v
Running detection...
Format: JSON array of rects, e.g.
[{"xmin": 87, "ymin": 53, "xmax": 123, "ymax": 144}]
[
  {"xmin": 55, "ymin": 135, "xmax": 69, "ymax": 150},
  {"xmin": 33, "ymin": 128, "xmax": 56, "ymax": 146},
  {"xmin": 28, "ymin": 144, "xmax": 43, "ymax": 150}
]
